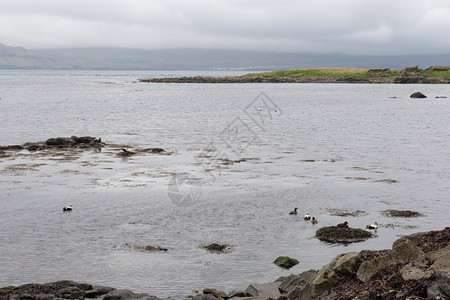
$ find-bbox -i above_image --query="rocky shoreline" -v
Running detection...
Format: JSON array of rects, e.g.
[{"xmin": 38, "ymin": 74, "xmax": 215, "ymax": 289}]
[
  {"xmin": 2, "ymin": 227, "xmax": 449, "ymax": 300},
  {"xmin": 139, "ymin": 75, "xmax": 450, "ymax": 84}
]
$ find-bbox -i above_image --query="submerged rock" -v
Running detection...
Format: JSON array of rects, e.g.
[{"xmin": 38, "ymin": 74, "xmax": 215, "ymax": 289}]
[
  {"xmin": 199, "ymin": 243, "xmax": 233, "ymax": 254},
  {"xmin": 381, "ymin": 209, "xmax": 424, "ymax": 218},
  {"xmin": 273, "ymin": 256, "xmax": 299, "ymax": 269},
  {"xmin": 315, "ymin": 226, "xmax": 372, "ymax": 244}
]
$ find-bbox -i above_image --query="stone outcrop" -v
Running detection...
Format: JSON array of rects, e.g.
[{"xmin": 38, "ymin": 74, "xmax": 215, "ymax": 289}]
[
  {"xmin": 0, "ymin": 281, "xmax": 160, "ymax": 300},
  {"xmin": 245, "ymin": 282, "xmax": 281, "ymax": 299},
  {"xmin": 282, "ymin": 227, "xmax": 450, "ymax": 300},
  {"xmin": 315, "ymin": 226, "xmax": 372, "ymax": 243}
]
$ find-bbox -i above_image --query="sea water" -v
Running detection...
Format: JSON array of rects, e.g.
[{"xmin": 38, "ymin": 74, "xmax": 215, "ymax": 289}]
[{"xmin": 0, "ymin": 70, "xmax": 449, "ymax": 298}]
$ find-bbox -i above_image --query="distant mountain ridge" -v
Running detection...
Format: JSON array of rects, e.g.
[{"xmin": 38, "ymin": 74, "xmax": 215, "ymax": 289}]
[{"xmin": 1, "ymin": 43, "xmax": 449, "ymax": 70}]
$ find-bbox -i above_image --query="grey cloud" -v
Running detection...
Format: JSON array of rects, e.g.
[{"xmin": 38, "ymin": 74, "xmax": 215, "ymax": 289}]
[{"xmin": 0, "ymin": 0, "xmax": 449, "ymax": 54}]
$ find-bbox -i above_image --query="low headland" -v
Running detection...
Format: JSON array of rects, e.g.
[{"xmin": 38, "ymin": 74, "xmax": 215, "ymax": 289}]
[
  {"xmin": 1, "ymin": 227, "xmax": 449, "ymax": 300},
  {"xmin": 139, "ymin": 66, "xmax": 450, "ymax": 84}
]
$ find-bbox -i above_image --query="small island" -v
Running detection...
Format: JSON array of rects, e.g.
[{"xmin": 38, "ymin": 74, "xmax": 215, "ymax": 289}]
[{"xmin": 139, "ymin": 66, "xmax": 450, "ymax": 84}]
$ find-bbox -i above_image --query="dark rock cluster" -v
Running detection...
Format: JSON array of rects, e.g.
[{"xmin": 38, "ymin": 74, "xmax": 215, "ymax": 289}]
[
  {"xmin": 0, "ymin": 281, "xmax": 159, "ymax": 300},
  {"xmin": 0, "ymin": 136, "xmax": 104, "ymax": 152},
  {"xmin": 315, "ymin": 226, "xmax": 373, "ymax": 244}
]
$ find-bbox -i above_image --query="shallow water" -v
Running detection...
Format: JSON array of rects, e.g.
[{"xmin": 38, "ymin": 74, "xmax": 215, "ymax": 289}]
[{"xmin": 0, "ymin": 70, "xmax": 449, "ymax": 299}]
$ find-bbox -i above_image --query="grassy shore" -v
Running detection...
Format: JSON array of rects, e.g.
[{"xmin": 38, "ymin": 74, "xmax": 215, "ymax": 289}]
[
  {"xmin": 139, "ymin": 66, "xmax": 450, "ymax": 83},
  {"xmin": 243, "ymin": 67, "xmax": 450, "ymax": 79}
]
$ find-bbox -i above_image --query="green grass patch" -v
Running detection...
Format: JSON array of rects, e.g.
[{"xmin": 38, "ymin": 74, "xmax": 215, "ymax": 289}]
[
  {"xmin": 244, "ymin": 67, "xmax": 450, "ymax": 79},
  {"xmin": 421, "ymin": 70, "xmax": 450, "ymax": 77},
  {"xmin": 244, "ymin": 68, "xmax": 401, "ymax": 78}
]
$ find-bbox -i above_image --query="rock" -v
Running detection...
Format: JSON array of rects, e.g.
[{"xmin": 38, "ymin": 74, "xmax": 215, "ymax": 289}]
[
  {"xmin": 35, "ymin": 294, "xmax": 56, "ymax": 300},
  {"xmin": 394, "ymin": 77, "xmax": 422, "ymax": 84},
  {"xmin": 202, "ymin": 288, "xmax": 227, "ymax": 299},
  {"xmin": 278, "ymin": 269, "xmax": 317, "ymax": 296},
  {"xmin": 0, "ymin": 145, "xmax": 24, "ymax": 150},
  {"xmin": 273, "ymin": 256, "xmax": 299, "ymax": 269},
  {"xmin": 381, "ymin": 209, "xmax": 424, "ymax": 217},
  {"xmin": 428, "ymin": 245, "xmax": 450, "ymax": 273},
  {"xmin": 45, "ymin": 137, "xmax": 75, "ymax": 147},
  {"xmin": 199, "ymin": 243, "xmax": 233, "ymax": 254},
  {"xmin": 357, "ymin": 239, "xmax": 425, "ymax": 282},
  {"xmin": 410, "ymin": 92, "xmax": 427, "ymax": 98},
  {"xmin": 143, "ymin": 148, "xmax": 165, "ymax": 154},
  {"xmin": 435, "ymin": 271, "xmax": 450, "ymax": 296},
  {"xmin": 103, "ymin": 289, "xmax": 159, "ymax": 300},
  {"xmin": 125, "ymin": 244, "xmax": 168, "ymax": 253},
  {"xmin": 227, "ymin": 290, "xmax": 247, "ymax": 298},
  {"xmin": 56, "ymin": 286, "xmax": 84, "ymax": 299},
  {"xmin": 191, "ymin": 294, "xmax": 219, "ymax": 300},
  {"xmin": 315, "ymin": 226, "xmax": 372, "ymax": 244},
  {"xmin": 426, "ymin": 66, "xmax": 450, "ymax": 71},
  {"xmin": 245, "ymin": 282, "xmax": 281, "ymax": 299},
  {"xmin": 404, "ymin": 66, "xmax": 420, "ymax": 73},
  {"xmin": 84, "ymin": 286, "xmax": 115, "ymax": 298},
  {"xmin": 400, "ymin": 263, "xmax": 433, "ymax": 281},
  {"xmin": 296, "ymin": 252, "xmax": 359, "ymax": 299}
]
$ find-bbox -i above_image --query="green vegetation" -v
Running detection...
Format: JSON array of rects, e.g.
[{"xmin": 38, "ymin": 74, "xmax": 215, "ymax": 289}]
[
  {"xmin": 244, "ymin": 67, "xmax": 450, "ymax": 79},
  {"xmin": 421, "ymin": 69, "xmax": 450, "ymax": 77}
]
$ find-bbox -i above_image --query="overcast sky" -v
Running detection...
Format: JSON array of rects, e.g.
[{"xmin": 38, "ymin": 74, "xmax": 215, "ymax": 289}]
[{"xmin": 1, "ymin": 0, "xmax": 450, "ymax": 55}]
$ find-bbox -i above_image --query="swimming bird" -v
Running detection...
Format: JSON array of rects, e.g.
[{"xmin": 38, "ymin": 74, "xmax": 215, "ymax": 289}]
[
  {"xmin": 311, "ymin": 217, "xmax": 318, "ymax": 224},
  {"xmin": 303, "ymin": 214, "xmax": 311, "ymax": 220},
  {"xmin": 366, "ymin": 222, "xmax": 378, "ymax": 230},
  {"xmin": 63, "ymin": 205, "xmax": 73, "ymax": 212},
  {"xmin": 337, "ymin": 221, "xmax": 349, "ymax": 228},
  {"xmin": 289, "ymin": 208, "xmax": 298, "ymax": 215}
]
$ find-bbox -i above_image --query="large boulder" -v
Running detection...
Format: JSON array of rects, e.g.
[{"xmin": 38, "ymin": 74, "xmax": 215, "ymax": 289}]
[
  {"xmin": 315, "ymin": 226, "xmax": 372, "ymax": 244},
  {"xmin": 297, "ymin": 252, "xmax": 359, "ymax": 300},
  {"xmin": 357, "ymin": 239, "xmax": 425, "ymax": 282},
  {"xmin": 278, "ymin": 269, "xmax": 318, "ymax": 298},
  {"xmin": 245, "ymin": 282, "xmax": 281, "ymax": 299}
]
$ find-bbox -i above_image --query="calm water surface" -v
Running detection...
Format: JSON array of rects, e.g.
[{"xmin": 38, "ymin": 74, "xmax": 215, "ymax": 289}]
[{"xmin": 0, "ymin": 70, "xmax": 449, "ymax": 298}]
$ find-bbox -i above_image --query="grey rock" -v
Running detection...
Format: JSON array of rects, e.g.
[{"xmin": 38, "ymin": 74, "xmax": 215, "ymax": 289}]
[
  {"xmin": 245, "ymin": 282, "xmax": 281, "ymax": 299},
  {"xmin": 103, "ymin": 289, "xmax": 159, "ymax": 300},
  {"xmin": 191, "ymin": 294, "xmax": 220, "ymax": 300},
  {"xmin": 202, "ymin": 288, "xmax": 227, "ymax": 299},
  {"xmin": 427, "ymin": 282, "xmax": 443, "ymax": 298},
  {"xmin": 357, "ymin": 239, "xmax": 425, "ymax": 282},
  {"xmin": 35, "ymin": 294, "xmax": 56, "ymax": 300},
  {"xmin": 278, "ymin": 269, "xmax": 317, "ymax": 295},
  {"xmin": 84, "ymin": 286, "xmax": 115, "ymax": 298},
  {"xmin": 56, "ymin": 286, "xmax": 84, "ymax": 299},
  {"xmin": 227, "ymin": 290, "xmax": 247, "ymax": 298},
  {"xmin": 410, "ymin": 92, "xmax": 427, "ymax": 98},
  {"xmin": 436, "ymin": 271, "xmax": 450, "ymax": 296}
]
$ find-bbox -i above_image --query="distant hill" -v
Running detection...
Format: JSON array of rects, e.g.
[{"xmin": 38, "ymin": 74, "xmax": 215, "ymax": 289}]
[{"xmin": 1, "ymin": 43, "xmax": 449, "ymax": 70}]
